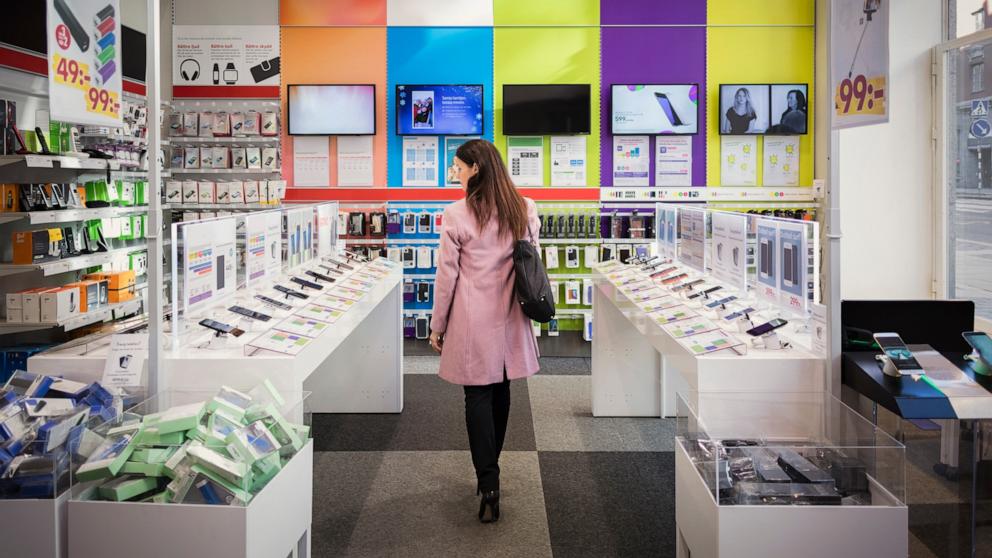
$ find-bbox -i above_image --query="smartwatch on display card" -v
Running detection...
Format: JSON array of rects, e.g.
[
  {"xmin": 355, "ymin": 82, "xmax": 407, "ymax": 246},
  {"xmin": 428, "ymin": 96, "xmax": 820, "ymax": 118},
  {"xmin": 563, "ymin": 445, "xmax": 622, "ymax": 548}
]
[
  {"xmin": 291, "ymin": 276, "xmax": 323, "ymax": 291},
  {"xmin": 199, "ymin": 318, "xmax": 244, "ymax": 337},
  {"xmin": 228, "ymin": 306, "xmax": 271, "ymax": 322},
  {"xmin": 274, "ymin": 285, "xmax": 309, "ymax": 300}
]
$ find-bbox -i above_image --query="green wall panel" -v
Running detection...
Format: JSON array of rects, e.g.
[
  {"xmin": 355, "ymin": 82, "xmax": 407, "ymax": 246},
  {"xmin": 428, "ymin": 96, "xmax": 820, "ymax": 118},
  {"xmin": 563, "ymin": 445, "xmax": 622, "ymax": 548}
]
[{"xmin": 494, "ymin": 0, "xmax": 599, "ymax": 26}]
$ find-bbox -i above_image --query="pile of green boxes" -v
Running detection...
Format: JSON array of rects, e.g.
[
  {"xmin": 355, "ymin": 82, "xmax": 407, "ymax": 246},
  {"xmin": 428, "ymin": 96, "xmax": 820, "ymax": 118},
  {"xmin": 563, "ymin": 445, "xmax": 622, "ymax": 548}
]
[{"xmin": 74, "ymin": 381, "xmax": 309, "ymax": 506}]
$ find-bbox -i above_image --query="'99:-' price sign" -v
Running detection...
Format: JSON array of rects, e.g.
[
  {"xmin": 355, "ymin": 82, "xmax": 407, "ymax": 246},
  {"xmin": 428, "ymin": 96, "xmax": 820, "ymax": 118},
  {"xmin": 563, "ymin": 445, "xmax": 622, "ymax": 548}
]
[
  {"xmin": 52, "ymin": 54, "xmax": 120, "ymax": 120},
  {"xmin": 834, "ymin": 74, "xmax": 886, "ymax": 117}
]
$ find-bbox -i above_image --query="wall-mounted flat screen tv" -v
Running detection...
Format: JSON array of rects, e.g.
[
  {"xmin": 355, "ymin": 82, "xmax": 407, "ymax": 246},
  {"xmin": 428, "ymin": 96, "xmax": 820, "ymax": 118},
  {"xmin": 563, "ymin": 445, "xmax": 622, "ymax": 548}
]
[
  {"xmin": 767, "ymin": 83, "xmax": 808, "ymax": 135},
  {"xmin": 502, "ymin": 84, "xmax": 591, "ymax": 135},
  {"xmin": 287, "ymin": 84, "xmax": 376, "ymax": 136},
  {"xmin": 611, "ymin": 84, "xmax": 699, "ymax": 135},
  {"xmin": 395, "ymin": 84, "xmax": 484, "ymax": 135},
  {"xmin": 719, "ymin": 84, "xmax": 770, "ymax": 135}
]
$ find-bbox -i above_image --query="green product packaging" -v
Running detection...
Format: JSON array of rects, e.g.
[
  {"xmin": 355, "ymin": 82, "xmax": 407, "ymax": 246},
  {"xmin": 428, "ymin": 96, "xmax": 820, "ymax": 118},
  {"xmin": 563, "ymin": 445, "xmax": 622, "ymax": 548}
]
[
  {"xmin": 136, "ymin": 428, "xmax": 186, "ymax": 446},
  {"xmin": 143, "ymin": 402, "xmax": 206, "ymax": 435},
  {"xmin": 132, "ymin": 447, "xmax": 177, "ymax": 464},
  {"xmin": 247, "ymin": 379, "xmax": 286, "ymax": 409},
  {"xmin": 189, "ymin": 464, "xmax": 252, "ymax": 504},
  {"xmin": 187, "ymin": 445, "xmax": 251, "ymax": 491},
  {"xmin": 48, "ymin": 120, "xmax": 62, "ymax": 154},
  {"xmin": 152, "ymin": 491, "xmax": 170, "ymax": 504},
  {"xmin": 258, "ymin": 405, "xmax": 303, "ymax": 454},
  {"xmin": 98, "ymin": 475, "xmax": 161, "ymax": 501},
  {"xmin": 135, "ymin": 181, "xmax": 147, "ymax": 205},
  {"xmin": 206, "ymin": 396, "xmax": 247, "ymax": 423},
  {"xmin": 250, "ymin": 452, "xmax": 282, "ymax": 492},
  {"xmin": 225, "ymin": 420, "xmax": 280, "ymax": 465},
  {"xmin": 121, "ymin": 461, "xmax": 167, "ymax": 477},
  {"xmin": 85, "ymin": 181, "xmax": 109, "ymax": 204},
  {"xmin": 75, "ymin": 430, "xmax": 140, "ymax": 482},
  {"xmin": 291, "ymin": 423, "xmax": 311, "ymax": 441}
]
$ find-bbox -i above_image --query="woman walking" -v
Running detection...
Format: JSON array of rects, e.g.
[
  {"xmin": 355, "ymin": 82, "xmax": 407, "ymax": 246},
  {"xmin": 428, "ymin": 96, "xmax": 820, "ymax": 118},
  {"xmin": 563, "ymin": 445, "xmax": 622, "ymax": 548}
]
[{"xmin": 429, "ymin": 139, "xmax": 541, "ymax": 524}]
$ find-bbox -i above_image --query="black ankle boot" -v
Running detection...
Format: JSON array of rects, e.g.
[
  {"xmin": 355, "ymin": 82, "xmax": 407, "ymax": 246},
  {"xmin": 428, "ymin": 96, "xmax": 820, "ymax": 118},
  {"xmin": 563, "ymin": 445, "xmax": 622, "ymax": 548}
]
[{"xmin": 478, "ymin": 490, "xmax": 500, "ymax": 523}]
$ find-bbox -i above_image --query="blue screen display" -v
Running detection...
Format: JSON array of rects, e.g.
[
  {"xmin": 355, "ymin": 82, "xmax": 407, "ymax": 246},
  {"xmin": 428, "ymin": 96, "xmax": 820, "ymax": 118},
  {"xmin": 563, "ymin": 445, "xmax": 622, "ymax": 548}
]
[{"xmin": 396, "ymin": 85, "xmax": 484, "ymax": 135}]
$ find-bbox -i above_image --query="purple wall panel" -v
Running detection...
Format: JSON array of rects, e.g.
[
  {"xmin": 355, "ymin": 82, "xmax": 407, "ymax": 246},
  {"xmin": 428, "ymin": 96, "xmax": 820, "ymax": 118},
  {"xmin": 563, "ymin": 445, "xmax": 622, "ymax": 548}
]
[
  {"xmin": 600, "ymin": 27, "xmax": 707, "ymax": 187},
  {"xmin": 601, "ymin": 0, "xmax": 706, "ymax": 25}
]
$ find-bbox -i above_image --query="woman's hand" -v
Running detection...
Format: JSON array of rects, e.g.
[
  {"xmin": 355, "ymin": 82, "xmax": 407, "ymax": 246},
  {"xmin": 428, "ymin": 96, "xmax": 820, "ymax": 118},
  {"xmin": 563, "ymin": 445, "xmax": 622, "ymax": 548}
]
[{"xmin": 429, "ymin": 331, "xmax": 444, "ymax": 354}]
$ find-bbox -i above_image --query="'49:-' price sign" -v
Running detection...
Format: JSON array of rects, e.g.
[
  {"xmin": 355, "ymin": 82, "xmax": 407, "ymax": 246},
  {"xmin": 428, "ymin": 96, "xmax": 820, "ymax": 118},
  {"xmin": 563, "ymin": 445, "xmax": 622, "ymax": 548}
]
[
  {"xmin": 52, "ymin": 54, "xmax": 120, "ymax": 119},
  {"xmin": 834, "ymin": 74, "xmax": 886, "ymax": 117}
]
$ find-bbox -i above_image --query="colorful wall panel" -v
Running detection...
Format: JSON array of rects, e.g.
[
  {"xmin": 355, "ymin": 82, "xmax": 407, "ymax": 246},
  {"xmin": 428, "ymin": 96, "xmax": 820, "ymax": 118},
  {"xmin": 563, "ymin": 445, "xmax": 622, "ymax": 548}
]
[
  {"xmin": 280, "ymin": 0, "xmax": 386, "ymax": 26},
  {"xmin": 386, "ymin": 27, "xmax": 495, "ymax": 187},
  {"xmin": 600, "ymin": 27, "xmax": 707, "ymax": 187},
  {"xmin": 494, "ymin": 0, "xmax": 599, "ymax": 26},
  {"xmin": 280, "ymin": 27, "xmax": 388, "ymax": 188},
  {"xmin": 386, "ymin": 0, "xmax": 493, "ymax": 26},
  {"xmin": 494, "ymin": 27, "xmax": 601, "ymax": 187},
  {"xmin": 600, "ymin": 0, "xmax": 705, "ymax": 26},
  {"xmin": 708, "ymin": 0, "xmax": 815, "ymax": 26}
]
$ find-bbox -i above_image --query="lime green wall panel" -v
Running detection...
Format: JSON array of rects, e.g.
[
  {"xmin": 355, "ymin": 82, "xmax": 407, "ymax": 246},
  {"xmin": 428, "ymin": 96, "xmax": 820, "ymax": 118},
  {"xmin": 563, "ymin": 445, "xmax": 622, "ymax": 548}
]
[
  {"xmin": 494, "ymin": 0, "xmax": 599, "ymax": 26},
  {"xmin": 708, "ymin": 0, "xmax": 814, "ymax": 26},
  {"xmin": 494, "ymin": 27, "xmax": 601, "ymax": 187},
  {"xmin": 706, "ymin": 26, "xmax": 815, "ymax": 186}
]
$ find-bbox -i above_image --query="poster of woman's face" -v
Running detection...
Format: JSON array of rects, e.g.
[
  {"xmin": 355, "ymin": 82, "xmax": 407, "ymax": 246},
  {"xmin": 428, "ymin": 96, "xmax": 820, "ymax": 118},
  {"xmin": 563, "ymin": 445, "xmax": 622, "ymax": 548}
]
[
  {"xmin": 769, "ymin": 84, "xmax": 808, "ymax": 135},
  {"xmin": 719, "ymin": 84, "xmax": 770, "ymax": 135}
]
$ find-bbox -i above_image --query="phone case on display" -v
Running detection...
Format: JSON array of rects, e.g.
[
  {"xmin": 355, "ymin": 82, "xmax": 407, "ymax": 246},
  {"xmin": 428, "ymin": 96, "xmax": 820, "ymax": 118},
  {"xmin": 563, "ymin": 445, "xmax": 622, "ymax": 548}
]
[
  {"xmin": 432, "ymin": 247, "xmax": 439, "ymax": 268},
  {"xmin": 618, "ymin": 245, "xmax": 632, "ymax": 263},
  {"xmin": 556, "ymin": 215, "xmax": 566, "ymax": 238},
  {"xmin": 611, "ymin": 213, "xmax": 623, "ymax": 239},
  {"xmin": 387, "ymin": 211, "xmax": 402, "ymax": 235},
  {"xmin": 548, "ymin": 318, "xmax": 559, "ymax": 337},
  {"xmin": 532, "ymin": 321, "xmax": 541, "ymax": 337},
  {"xmin": 416, "ymin": 282, "xmax": 431, "ymax": 303},
  {"xmin": 403, "ymin": 213, "xmax": 416, "ymax": 234},
  {"xmin": 387, "ymin": 247, "xmax": 402, "ymax": 263},
  {"xmin": 415, "ymin": 317, "xmax": 429, "ymax": 339},
  {"xmin": 403, "ymin": 281, "xmax": 415, "ymax": 303},
  {"xmin": 416, "ymin": 246, "xmax": 432, "ymax": 269},
  {"xmin": 348, "ymin": 212, "xmax": 366, "ymax": 236},
  {"xmin": 545, "ymin": 246, "xmax": 559, "ymax": 269},
  {"xmin": 601, "ymin": 244, "xmax": 614, "ymax": 261},
  {"xmin": 198, "ymin": 112, "xmax": 213, "ymax": 137},
  {"xmin": 433, "ymin": 213, "xmax": 443, "ymax": 233},
  {"xmin": 549, "ymin": 282, "xmax": 559, "ymax": 305},
  {"xmin": 565, "ymin": 246, "xmax": 579, "ymax": 269},
  {"xmin": 630, "ymin": 214, "xmax": 645, "ymax": 239},
  {"xmin": 402, "ymin": 247, "xmax": 415, "ymax": 269},
  {"xmin": 584, "ymin": 245, "xmax": 598, "ymax": 267},
  {"xmin": 369, "ymin": 212, "xmax": 386, "ymax": 236},
  {"xmin": 337, "ymin": 212, "xmax": 348, "ymax": 236},
  {"xmin": 404, "ymin": 316, "xmax": 416, "ymax": 338},
  {"xmin": 418, "ymin": 213, "xmax": 431, "ymax": 234},
  {"xmin": 565, "ymin": 281, "xmax": 581, "ymax": 305},
  {"xmin": 583, "ymin": 278, "xmax": 594, "ymax": 306}
]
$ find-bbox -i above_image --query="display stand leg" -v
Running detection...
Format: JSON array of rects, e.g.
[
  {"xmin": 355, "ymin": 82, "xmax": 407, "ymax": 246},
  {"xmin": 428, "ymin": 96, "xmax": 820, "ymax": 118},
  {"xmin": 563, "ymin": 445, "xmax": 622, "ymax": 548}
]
[{"xmin": 592, "ymin": 284, "xmax": 660, "ymax": 417}]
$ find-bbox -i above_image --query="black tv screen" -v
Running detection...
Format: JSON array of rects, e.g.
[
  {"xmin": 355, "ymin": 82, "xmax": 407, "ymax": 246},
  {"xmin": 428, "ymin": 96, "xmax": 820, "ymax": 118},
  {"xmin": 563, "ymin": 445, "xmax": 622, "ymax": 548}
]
[{"xmin": 503, "ymin": 84, "xmax": 590, "ymax": 135}]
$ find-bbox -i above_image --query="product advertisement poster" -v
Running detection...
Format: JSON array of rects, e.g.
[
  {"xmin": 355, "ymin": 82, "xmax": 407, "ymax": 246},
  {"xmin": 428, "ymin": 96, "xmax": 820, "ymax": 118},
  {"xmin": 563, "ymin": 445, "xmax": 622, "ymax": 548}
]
[
  {"xmin": 550, "ymin": 136, "xmax": 587, "ymax": 186},
  {"xmin": 755, "ymin": 219, "xmax": 780, "ymax": 306},
  {"xmin": 655, "ymin": 136, "xmax": 692, "ymax": 186},
  {"xmin": 831, "ymin": 0, "xmax": 888, "ymax": 128},
  {"xmin": 777, "ymin": 221, "xmax": 808, "ymax": 314},
  {"xmin": 337, "ymin": 135, "xmax": 374, "ymax": 187},
  {"xmin": 173, "ymin": 25, "xmax": 280, "ymax": 97},
  {"xmin": 612, "ymin": 136, "xmax": 650, "ymax": 186},
  {"xmin": 656, "ymin": 205, "xmax": 678, "ymax": 260},
  {"xmin": 507, "ymin": 136, "xmax": 543, "ymax": 186},
  {"xmin": 444, "ymin": 137, "xmax": 479, "ymax": 186},
  {"xmin": 720, "ymin": 136, "xmax": 758, "ymax": 186},
  {"xmin": 710, "ymin": 212, "xmax": 748, "ymax": 293},
  {"xmin": 183, "ymin": 218, "xmax": 237, "ymax": 314},
  {"xmin": 763, "ymin": 136, "xmax": 800, "ymax": 186},
  {"xmin": 401, "ymin": 136, "xmax": 439, "ymax": 186},
  {"xmin": 396, "ymin": 85, "xmax": 484, "ymax": 136},
  {"xmin": 678, "ymin": 207, "xmax": 706, "ymax": 272},
  {"xmin": 284, "ymin": 207, "xmax": 313, "ymax": 270},
  {"xmin": 47, "ymin": 0, "xmax": 123, "ymax": 126}
]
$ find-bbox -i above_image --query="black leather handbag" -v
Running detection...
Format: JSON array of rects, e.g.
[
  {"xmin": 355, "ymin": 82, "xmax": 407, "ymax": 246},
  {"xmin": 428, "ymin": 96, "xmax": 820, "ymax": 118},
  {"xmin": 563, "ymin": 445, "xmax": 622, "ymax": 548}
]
[{"xmin": 512, "ymin": 229, "xmax": 555, "ymax": 323}]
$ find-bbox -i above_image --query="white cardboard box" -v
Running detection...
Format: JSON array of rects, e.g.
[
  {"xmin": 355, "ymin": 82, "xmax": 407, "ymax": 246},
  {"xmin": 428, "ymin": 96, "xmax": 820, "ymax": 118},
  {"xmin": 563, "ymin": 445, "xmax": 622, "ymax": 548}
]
[
  {"xmin": 22, "ymin": 290, "xmax": 49, "ymax": 323},
  {"xmin": 228, "ymin": 180, "xmax": 244, "ymax": 204},
  {"xmin": 41, "ymin": 287, "xmax": 79, "ymax": 323},
  {"xmin": 181, "ymin": 180, "xmax": 199, "ymax": 204},
  {"xmin": 215, "ymin": 182, "xmax": 231, "ymax": 204},
  {"xmin": 244, "ymin": 180, "xmax": 260, "ymax": 203},
  {"xmin": 165, "ymin": 180, "xmax": 182, "ymax": 204},
  {"xmin": 198, "ymin": 181, "xmax": 216, "ymax": 204}
]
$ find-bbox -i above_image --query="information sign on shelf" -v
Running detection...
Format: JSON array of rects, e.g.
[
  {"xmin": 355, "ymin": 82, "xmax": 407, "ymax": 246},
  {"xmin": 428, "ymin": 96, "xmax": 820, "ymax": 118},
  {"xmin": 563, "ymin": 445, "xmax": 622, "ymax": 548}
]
[
  {"xmin": 755, "ymin": 219, "xmax": 780, "ymax": 306},
  {"xmin": 777, "ymin": 221, "xmax": 809, "ymax": 315},
  {"xmin": 710, "ymin": 212, "xmax": 748, "ymax": 294},
  {"xmin": 677, "ymin": 207, "xmax": 706, "ymax": 272},
  {"xmin": 47, "ymin": 0, "xmax": 122, "ymax": 126},
  {"xmin": 182, "ymin": 218, "xmax": 237, "ymax": 314},
  {"xmin": 102, "ymin": 333, "xmax": 148, "ymax": 389},
  {"xmin": 831, "ymin": 0, "xmax": 889, "ymax": 128}
]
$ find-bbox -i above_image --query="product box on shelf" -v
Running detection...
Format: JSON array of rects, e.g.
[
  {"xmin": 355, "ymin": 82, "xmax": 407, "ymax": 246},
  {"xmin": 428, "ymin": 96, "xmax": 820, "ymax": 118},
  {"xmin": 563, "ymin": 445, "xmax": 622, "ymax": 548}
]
[
  {"xmin": 245, "ymin": 148, "xmax": 262, "ymax": 170},
  {"xmin": 198, "ymin": 181, "xmax": 216, "ymax": 204},
  {"xmin": 5, "ymin": 292, "xmax": 22, "ymax": 322},
  {"xmin": 243, "ymin": 110, "xmax": 260, "ymax": 136},
  {"xmin": 40, "ymin": 287, "xmax": 80, "ymax": 323},
  {"xmin": 64, "ymin": 280, "xmax": 100, "ymax": 313},
  {"xmin": 230, "ymin": 111, "xmax": 245, "ymax": 135},
  {"xmin": 261, "ymin": 111, "xmax": 278, "ymax": 136},
  {"xmin": 184, "ymin": 147, "xmax": 200, "ymax": 169},
  {"xmin": 198, "ymin": 111, "xmax": 213, "ymax": 137},
  {"xmin": 1, "ymin": 184, "xmax": 20, "ymax": 212},
  {"xmin": 200, "ymin": 147, "xmax": 213, "ymax": 169},
  {"xmin": 229, "ymin": 180, "xmax": 244, "ymax": 204},
  {"xmin": 21, "ymin": 287, "xmax": 52, "ymax": 323},
  {"xmin": 261, "ymin": 148, "xmax": 278, "ymax": 171},
  {"xmin": 84, "ymin": 271, "xmax": 134, "ymax": 304},
  {"xmin": 213, "ymin": 146, "xmax": 230, "ymax": 169},
  {"xmin": 181, "ymin": 180, "xmax": 198, "ymax": 204},
  {"xmin": 213, "ymin": 111, "xmax": 230, "ymax": 136},
  {"xmin": 165, "ymin": 180, "xmax": 182, "ymax": 204},
  {"xmin": 231, "ymin": 147, "xmax": 247, "ymax": 169},
  {"xmin": 215, "ymin": 182, "xmax": 230, "ymax": 204},
  {"xmin": 182, "ymin": 113, "xmax": 198, "ymax": 137},
  {"xmin": 12, "ymin": 229, "xmax": 59, "ymax": 265},
  {"xmin": 244, "ymin": 180, "xmax": 260, "ymax": 203}
]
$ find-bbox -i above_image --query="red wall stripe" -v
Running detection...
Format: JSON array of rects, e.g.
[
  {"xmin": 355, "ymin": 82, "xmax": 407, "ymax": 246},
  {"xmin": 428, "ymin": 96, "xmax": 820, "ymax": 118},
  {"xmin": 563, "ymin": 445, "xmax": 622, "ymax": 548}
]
[
  {"xmin": 173, "ymin": 85, "xmax": 280, "ymax": 99},
  {"xmin": 284, "ymin": 187, "xmax": 601, "ymax": 202},
  {"xmin": 123, "ymin": 79, "xmax": 146, "ymax": 96},
  {"xmin": 0, "ymin": 45, "xmax": 46, "ymax": 76}
]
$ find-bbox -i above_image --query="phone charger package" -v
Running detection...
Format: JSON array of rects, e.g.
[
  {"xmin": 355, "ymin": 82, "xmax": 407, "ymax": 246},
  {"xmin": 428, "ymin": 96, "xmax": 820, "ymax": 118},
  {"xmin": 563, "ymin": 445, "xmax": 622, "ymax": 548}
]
[
  {"xmin": 230, "ymin": 111, "xmax": 245, "ymax": 135},
  {"xmin": 198, "ymin": 111, "xmax": 213, "ymax": 137},
  {"xmin": 168, "ymin": 112, "xmax": 183, "ymax": 136},
  {"xmin": 231, "ymin": 147, "xmax": 247, "ymax": 168},
  {"xmin": 213, "ymin": 146, "xmax": 230, "ymax": 169},
  {"xmin": 200, "ymin": 147, "xmax": 214, "ymax": 169},
  {"xmin": 565, "ymin": 280, "xmax": 581, "ymax": 305},
  {"xmin": 184, "ymin": 147, "xmax": 200, "ymax": 169},
  {"xmin": 261, "ymin": 111, "xmax": 278, "ymax": 136},
  {"xmin": 181, "ymin": 180, "xmax": 198, "ymax": 204},
  {"xmin": 212, "ymin": 111, "xmax": 231, "ymax": 136},
  {"xmin": 243, "ymin": 111, "xmax": 260, "ymax": 136},
  {"xmin": 246, "ymin": 147, "xmax": 262, "ymax": 169},
  {"xmin": 215, "ymin": 182, "xmax": 231, "ymax": 204},
  {"xmin": 182, "ymin": 112, "xmax": 198, "ymax": 137},
  {"xmin": 243, "ymin": 180, "xmax": 260, "ymax": 203},
  {"xmin": 261, "ymin": 148, "xmax": 278, "ymax": 171},
  {"xmin": 228, "ymin": 180, "xmax": 244, "ymax": 204},
  {"xmin": 197, "ymin": 181, "xmax": 216, "ymax": 204},
  {"xmin": 544, "ymin": 247, "xmax": 559, "ymax": 269}
]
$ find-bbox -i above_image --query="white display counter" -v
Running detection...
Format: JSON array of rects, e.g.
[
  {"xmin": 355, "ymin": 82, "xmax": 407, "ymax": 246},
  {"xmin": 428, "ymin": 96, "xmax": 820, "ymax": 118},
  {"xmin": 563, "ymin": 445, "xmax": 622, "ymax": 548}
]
[{"xmin": 591, "ymin": 264, "xmax": 825, "ymax": 417}]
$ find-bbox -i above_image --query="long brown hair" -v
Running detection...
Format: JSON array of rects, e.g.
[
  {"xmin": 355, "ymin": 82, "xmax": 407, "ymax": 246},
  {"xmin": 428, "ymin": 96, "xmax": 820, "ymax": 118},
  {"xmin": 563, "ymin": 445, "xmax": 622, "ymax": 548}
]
[{"xmin": 456, "ymin": 139, "xmax": 528, "ymax": 240}]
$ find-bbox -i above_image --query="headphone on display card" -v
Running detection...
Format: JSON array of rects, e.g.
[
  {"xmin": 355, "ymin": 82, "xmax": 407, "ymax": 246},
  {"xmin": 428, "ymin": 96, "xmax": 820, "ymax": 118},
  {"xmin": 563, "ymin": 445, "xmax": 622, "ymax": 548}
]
[{"xmin": 180, "ymin": 58, "xmax": 200, "ymax": 81}]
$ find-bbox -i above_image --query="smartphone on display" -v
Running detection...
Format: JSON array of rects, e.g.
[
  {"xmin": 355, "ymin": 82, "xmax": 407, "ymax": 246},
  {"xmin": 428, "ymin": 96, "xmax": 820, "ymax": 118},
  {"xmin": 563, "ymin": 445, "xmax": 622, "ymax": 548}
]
[
  {"xmin": 782, "ymin": 243, "xmax": 795, "ymax": 287},
  {"xmin": 723, "ymin": 306, "xmax": 755, "ymax": 321},
  {"xmin": 706, "ymin": 295, "xmax": 738, "ymax": 309},
  {"xmin": 654, "ymin": 93, "xmax": 685, "ymax": 126},
  {"xmin": 746, "ymin": 318, "xmax": 788, "ymax": 337},
  {"xmin": 199, "ymin": 318, "xmax": 244, "ymax": 337},
  {"xmin": 306, "ymin": 270, "xmax": 336, "ymax": 283},
  {"xmin": 327, "ymin": 257, "xmax": 354, "ymax": 271},
  {"xmin": 759, "ymin": 239, "xmax": 773, "ymax": 279},
  {"xmin": 254, "ymin": 294, "xmax": 293, "ymax": 311},
  {"xmin": 228, "ymin": 305, "xmax": 271, "ymax": 322},
  {"xmin": 671, "ymin": 278, "xmax": 705, "ymax": 292},
  {"xmin": 651, "ymin": 266, "xmax": 678, "ymax": 279},
  {"xmin": 291, "ymin": 276, "xmax": 323, "ymax": 290},
  {"xmin": 662, "ymin": 273, "xmax": 688, "ymax": 285},
  {"xmin": 687, "ymin": 286, "xmax": 722, "ymax": 300},
  {"xmin": 318, "ymin": 264, "xmax": 344, "ymax": 276},
  {"xmin": 873, "ymin": 332, "xmax": 923, "ymax": 371},
  {"xmin": 274, "ymin": 285, "xmax": 309, "ymax": 299},
  {"xmin": 963, "ymin": 331, "xmax": 992, "ymax": 363}
]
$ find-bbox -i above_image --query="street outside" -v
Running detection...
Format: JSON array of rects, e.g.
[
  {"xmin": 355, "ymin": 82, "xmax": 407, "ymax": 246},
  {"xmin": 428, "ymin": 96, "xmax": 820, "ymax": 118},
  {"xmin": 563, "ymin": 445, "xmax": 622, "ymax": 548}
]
[{"xmin": 954, "ymin": 192, "xmax": 992, "ymax": 319}]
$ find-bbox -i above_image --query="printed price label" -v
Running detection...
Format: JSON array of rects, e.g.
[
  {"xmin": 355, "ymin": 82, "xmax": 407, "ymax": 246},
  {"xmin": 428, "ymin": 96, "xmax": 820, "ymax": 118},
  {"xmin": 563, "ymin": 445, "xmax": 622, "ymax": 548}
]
[
  {"xmin": 86, "ymin": 86, "xmax": 121, "ymax": 119},
  {"xmin": 52, "ymin": 53, "xmax": 91, "ymax": 90},
  {"xmin": 834, "ymin": 74, "xmax": 886, "ymax": 116}
]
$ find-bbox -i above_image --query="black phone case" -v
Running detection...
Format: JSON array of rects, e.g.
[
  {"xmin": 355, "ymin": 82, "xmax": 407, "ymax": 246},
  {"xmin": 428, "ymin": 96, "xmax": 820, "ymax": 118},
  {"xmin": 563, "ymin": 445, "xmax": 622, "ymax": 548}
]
[{"xmin": 250, "ymin": 57, "xmax": 280, "ymax": 83}]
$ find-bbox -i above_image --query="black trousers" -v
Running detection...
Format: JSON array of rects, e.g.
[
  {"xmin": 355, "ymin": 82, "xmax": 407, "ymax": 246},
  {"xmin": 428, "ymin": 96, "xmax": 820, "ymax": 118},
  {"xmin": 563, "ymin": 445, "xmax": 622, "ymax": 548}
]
[{"xmin": 463, "ymin": 371, "xmax": 511, "ymax": 493}]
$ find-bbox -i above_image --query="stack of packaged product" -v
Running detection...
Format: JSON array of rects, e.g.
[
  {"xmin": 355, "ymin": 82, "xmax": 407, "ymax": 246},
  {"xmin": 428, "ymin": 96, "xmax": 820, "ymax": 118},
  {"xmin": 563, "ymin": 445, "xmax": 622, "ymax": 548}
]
[
  {"xmin": 74, "ymin": 381, "xmax": 309, "ymax": 506},
  {"xmin": 0, "ymin": 371, "xmax": 126, "ymax": 499}
]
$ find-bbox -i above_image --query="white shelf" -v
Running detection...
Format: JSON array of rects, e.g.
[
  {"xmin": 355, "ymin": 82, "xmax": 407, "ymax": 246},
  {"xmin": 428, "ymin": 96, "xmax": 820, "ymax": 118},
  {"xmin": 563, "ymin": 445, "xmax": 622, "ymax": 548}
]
[
  {"xmin": 401, "ymin": 273, "xmax": 435, "ymax": 279},
  {"xmin": 601, "ymin": 239, "xmax": 655, "ymax": 244},
  {"xmin": 548, "ymin": 273, "xmax": 594, "ymax": 278},
  {"xmin": 167, "ymin": 136, "xmax": 280, "ymax": 144},
  {"xmin": 165, "ymin": 203, "xmax": 280, "ymax": 211},
  {"xmin": 0, "ymin": 244, "xmax": 147, "ymax": 278},
  {"xmin": 0, "ymin": 206, "xmax": 149, "ymax": 225},
  {"xmin": 554, "ymin": 309, "xmax": 593, "ymax": 316},
  {"xmin": 0, "ymin": 154, "xmax": 125, "ymax": 171},
  {"xmin": 0, "ymin": 297, "xmax": 144, "ymax": 334},
  {"xmin": 167, "ymin": 168, "xmax": 282, "ymax": 175},
  {"xmin": 79, "ymin": 133, "xmax": 147, "ymax": 146},
  {"xmin": 540, "ymin": 238, "xmax": 601, "ymax": 244}
]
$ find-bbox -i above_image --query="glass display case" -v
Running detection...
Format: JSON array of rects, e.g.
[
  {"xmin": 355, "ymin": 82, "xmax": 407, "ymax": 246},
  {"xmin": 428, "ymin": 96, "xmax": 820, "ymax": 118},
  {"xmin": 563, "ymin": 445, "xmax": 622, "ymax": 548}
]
[{"xmin": 674, "ymin": 391, "xmax": 908, "ymax": 558}]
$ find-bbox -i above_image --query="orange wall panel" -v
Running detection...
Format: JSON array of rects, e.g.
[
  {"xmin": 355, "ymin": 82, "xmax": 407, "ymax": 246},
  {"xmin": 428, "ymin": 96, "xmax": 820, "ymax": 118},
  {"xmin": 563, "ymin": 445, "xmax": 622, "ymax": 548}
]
[
  {"xmin": 281, "ymin": 27, "xmax": 388, "ymax": 188},
  {"xmin": 280, "ymin": 0, "xmax": 387, "ymax": 26}
]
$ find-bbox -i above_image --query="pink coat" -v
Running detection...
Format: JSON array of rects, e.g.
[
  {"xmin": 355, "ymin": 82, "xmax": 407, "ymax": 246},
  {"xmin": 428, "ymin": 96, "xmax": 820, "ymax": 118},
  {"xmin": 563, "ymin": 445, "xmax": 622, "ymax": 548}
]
[{"xmin": 430, "ymin": 197, "xmax": 541, "ymax": 386}]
